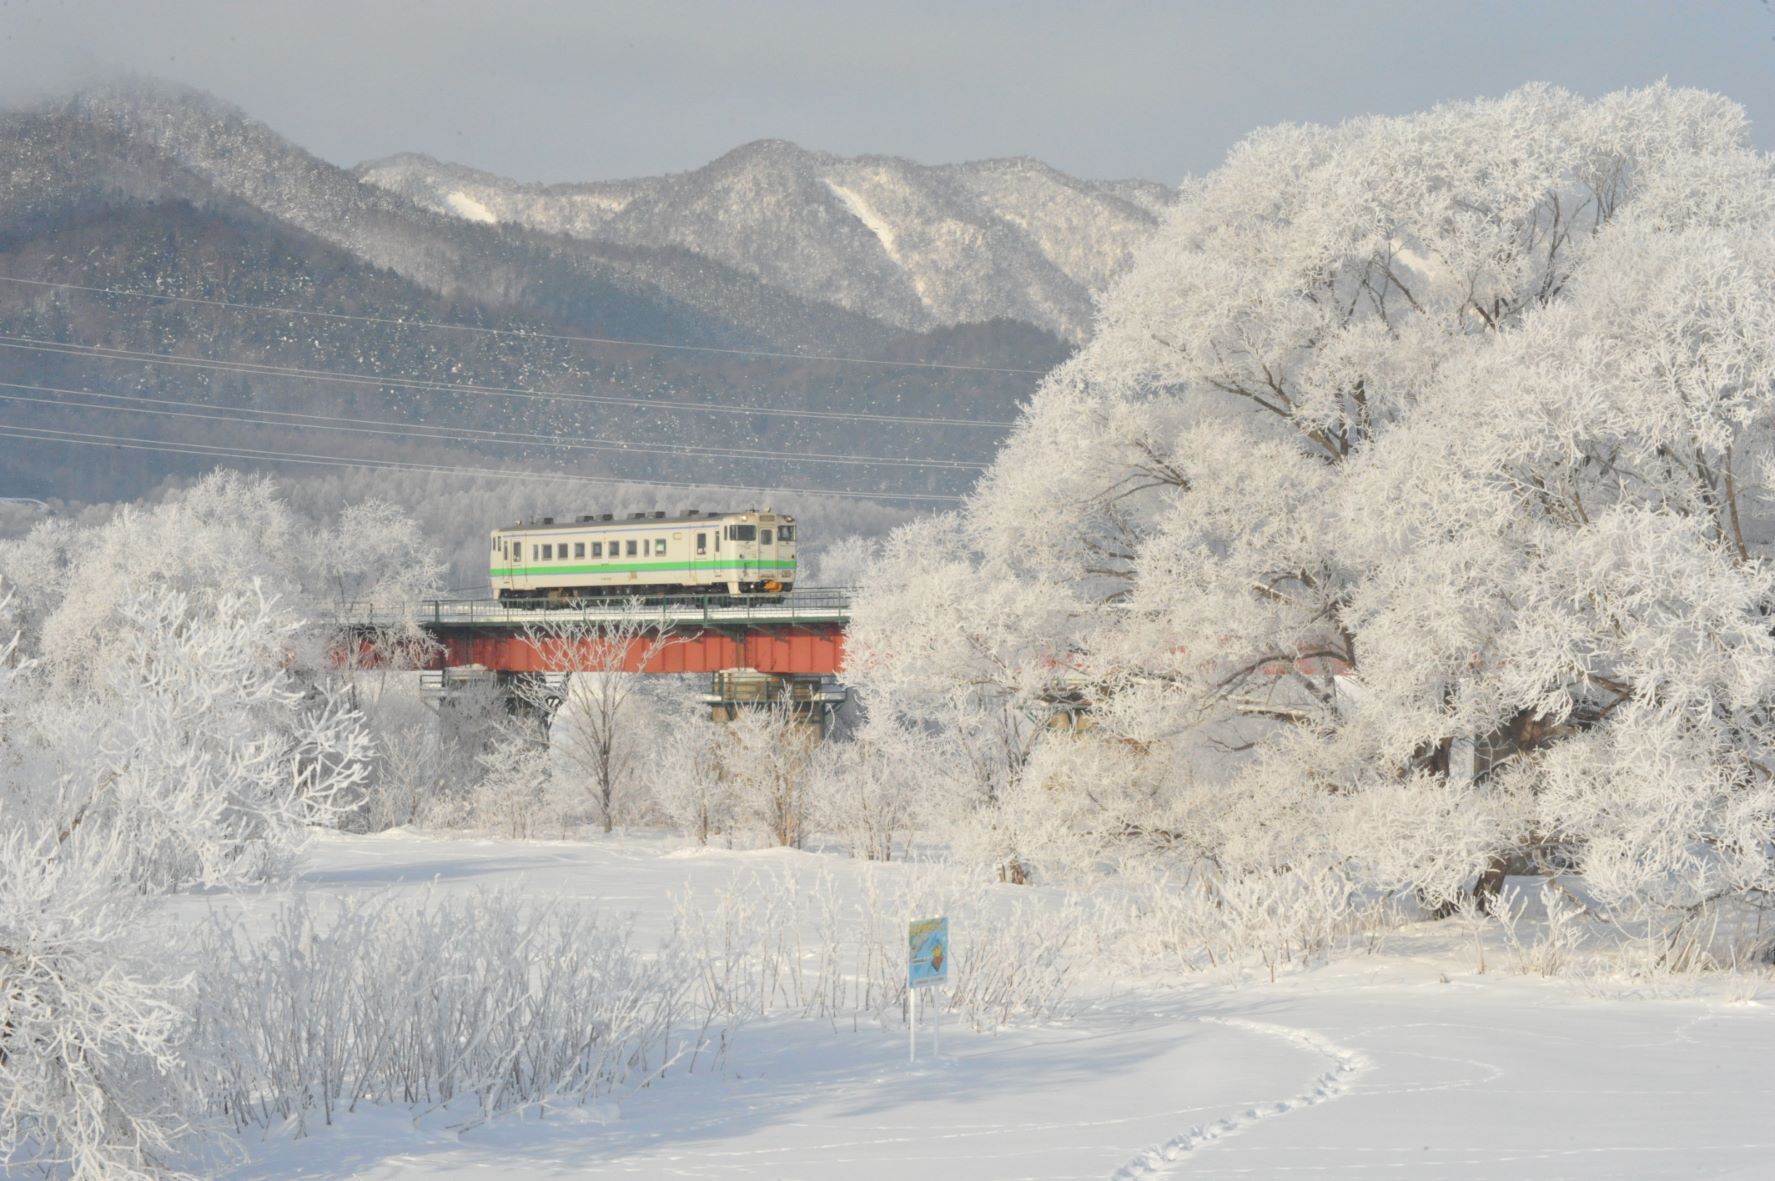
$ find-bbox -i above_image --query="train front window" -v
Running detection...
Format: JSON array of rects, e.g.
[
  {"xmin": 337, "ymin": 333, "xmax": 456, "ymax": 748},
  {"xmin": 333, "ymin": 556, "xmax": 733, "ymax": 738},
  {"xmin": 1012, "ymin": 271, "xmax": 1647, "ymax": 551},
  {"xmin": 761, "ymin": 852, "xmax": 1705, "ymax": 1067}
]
[
  {"xmin": 732, "ymin": 524, "xmax": 756, "ymax": 542},
  {"xmin": 760, "ymin": 529, "xmax": 772, "ymax": 545},
  {"xmin": 778, "ymin": 525, "xmax": 794, "ymax": 542}
]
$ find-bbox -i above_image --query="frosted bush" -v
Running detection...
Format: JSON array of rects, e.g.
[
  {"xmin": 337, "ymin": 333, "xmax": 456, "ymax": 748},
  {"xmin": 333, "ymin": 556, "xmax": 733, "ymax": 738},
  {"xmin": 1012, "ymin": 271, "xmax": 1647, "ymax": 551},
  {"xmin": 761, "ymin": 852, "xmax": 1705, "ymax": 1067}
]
[
  {"xmin": 190, "ymin": 889, "xmax": 713, "ymax": 1133},
  {"xmin": 0, "ymin": 830, "xmax": 200, "ymax": 1181}
]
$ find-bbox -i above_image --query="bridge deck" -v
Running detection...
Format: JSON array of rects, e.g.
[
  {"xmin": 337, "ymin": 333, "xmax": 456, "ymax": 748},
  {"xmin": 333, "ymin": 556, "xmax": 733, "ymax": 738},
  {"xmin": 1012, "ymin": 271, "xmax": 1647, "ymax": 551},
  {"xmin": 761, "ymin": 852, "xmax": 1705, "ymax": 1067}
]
[
  {"xmin": 385, "ymin": 588, "xmax": 851, "ymax": 631},
  {"xmin": 345, "ymin": 589, "xmax": 853, "ymax": 676}
]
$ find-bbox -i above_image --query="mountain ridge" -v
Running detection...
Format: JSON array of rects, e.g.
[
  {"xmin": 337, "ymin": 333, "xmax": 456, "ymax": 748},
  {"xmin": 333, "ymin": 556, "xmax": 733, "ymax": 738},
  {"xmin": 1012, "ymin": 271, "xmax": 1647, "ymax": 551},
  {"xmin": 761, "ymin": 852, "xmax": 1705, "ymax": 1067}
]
[
  {"xmin": 0, "ymin": 75, "xmax": 1117, "ymax": 555},
  {"xmin": 356, "ymin": 138, "xmax": 1172, "ymax": 341}
]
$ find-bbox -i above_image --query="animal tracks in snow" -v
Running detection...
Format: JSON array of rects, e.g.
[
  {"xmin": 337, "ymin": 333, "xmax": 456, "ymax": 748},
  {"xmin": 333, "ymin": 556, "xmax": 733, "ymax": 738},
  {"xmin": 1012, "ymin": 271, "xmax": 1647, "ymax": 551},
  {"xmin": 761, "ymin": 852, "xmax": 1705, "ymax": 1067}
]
[{"xmin": 1110, "ymin": 1018, "xmax": 1369, "ymax": 1179}]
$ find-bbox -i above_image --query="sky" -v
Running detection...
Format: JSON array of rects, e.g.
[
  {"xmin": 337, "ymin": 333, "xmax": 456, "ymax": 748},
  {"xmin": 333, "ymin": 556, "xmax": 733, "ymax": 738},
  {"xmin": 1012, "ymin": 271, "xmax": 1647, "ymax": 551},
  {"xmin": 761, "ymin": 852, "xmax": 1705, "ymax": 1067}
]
[{"xmin": 1, "ymin": 0, "xmax": 1772, "ymax": 185}]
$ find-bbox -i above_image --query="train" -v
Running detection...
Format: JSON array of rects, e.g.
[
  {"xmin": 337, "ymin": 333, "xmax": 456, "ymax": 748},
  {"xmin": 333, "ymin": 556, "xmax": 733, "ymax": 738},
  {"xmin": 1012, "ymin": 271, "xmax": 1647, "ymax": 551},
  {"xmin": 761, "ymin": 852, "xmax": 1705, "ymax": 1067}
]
[{"xmin": 490, "ymin": 508, "xmax": 796, "ymax": 601}]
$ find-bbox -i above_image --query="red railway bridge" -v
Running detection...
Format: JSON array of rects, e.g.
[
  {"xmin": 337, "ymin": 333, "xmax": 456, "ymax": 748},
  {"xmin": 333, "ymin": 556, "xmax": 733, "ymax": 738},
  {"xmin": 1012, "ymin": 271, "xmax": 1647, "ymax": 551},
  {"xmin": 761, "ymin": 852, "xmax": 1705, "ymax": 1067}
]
[
  {"xmin": 348, "ymin": 588, "xmax": 853, "ymax": 730},
  {"xmin": 404, "ymin": 589, "xmax": 849, "ymax": 676}
]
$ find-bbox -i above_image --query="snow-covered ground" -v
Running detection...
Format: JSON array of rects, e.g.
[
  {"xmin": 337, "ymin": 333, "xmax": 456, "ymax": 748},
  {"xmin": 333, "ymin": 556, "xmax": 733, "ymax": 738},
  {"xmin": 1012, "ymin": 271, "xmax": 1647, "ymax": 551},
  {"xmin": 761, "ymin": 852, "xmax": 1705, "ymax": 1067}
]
[{"xmin": 198, "ymin": 833, "xmax": 1775, "ymax": 1181}]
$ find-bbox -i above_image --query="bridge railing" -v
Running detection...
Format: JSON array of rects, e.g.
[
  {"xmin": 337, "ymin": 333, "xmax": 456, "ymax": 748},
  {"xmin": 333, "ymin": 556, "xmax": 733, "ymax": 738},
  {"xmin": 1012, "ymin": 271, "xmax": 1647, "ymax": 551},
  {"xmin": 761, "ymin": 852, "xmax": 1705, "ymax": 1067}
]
[{"xmin": 336, "ymin": 588, "xmax": 855, "ymax": 630}]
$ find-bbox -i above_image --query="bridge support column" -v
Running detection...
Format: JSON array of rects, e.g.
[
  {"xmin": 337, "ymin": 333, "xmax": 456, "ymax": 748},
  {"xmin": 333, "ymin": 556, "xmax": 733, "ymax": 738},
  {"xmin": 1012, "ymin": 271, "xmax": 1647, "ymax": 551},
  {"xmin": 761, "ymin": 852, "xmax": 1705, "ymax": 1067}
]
[
  {"xmin": 700, "ymin": 669, "xmax": 848, "ymax": 739},
  {"xmin": 421, "ymin": 667, "xmax": 567, "ymax": 739}
]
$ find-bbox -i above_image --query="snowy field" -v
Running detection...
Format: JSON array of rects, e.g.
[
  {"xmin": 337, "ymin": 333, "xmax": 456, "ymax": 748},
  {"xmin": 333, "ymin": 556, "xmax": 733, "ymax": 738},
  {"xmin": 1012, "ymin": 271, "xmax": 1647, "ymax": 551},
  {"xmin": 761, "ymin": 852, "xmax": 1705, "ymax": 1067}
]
[{"xmin": 194, "ymin": 832, "xmax": 1775, "ymax": 1181}]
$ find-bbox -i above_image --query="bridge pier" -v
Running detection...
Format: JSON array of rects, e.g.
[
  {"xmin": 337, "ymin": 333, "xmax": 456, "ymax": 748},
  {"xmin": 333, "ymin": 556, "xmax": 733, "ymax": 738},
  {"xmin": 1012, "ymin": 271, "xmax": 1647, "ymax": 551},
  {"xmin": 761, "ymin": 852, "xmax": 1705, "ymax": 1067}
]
[
  {"xmin": 700, "ymin": 669, "xmax": 848, "ymax": 739},
  {"xmin": 420, "ymin": 666, "xmax": 567, "ymax": 736}
]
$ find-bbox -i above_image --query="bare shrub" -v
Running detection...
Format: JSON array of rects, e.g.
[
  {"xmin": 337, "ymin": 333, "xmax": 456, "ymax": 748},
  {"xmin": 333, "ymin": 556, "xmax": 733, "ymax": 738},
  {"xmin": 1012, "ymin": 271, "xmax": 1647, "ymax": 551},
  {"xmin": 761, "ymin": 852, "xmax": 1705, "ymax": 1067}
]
[{"xmin": 190, "ymin": 889, "xmax": 715, "ymax": 1134}]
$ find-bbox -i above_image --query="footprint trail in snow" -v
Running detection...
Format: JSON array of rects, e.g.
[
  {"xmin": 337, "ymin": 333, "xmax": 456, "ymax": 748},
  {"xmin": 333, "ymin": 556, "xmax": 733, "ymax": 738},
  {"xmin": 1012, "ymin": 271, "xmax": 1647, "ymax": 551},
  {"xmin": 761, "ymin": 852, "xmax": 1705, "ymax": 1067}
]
[{"xmin": 1110, "ymin": 1018, "xmax": 1369, "ymax": 1179}]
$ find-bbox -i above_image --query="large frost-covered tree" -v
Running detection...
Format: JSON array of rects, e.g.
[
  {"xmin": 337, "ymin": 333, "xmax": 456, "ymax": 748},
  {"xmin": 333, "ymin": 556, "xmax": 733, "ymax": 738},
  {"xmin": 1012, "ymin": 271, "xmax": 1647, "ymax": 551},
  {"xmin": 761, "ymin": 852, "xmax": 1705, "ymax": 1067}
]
[{"xmin": 853, "ymin": 84, "xmax": 1775, "ymax": 945}]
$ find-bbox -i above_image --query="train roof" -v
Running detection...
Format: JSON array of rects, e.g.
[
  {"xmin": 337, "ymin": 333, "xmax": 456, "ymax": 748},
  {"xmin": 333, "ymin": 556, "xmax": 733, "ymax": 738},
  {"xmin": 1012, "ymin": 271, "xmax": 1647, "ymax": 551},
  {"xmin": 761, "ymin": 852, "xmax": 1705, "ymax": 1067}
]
[{"xmin": 498, "ymin": 508, "xmax": 789, "ymax": 532}]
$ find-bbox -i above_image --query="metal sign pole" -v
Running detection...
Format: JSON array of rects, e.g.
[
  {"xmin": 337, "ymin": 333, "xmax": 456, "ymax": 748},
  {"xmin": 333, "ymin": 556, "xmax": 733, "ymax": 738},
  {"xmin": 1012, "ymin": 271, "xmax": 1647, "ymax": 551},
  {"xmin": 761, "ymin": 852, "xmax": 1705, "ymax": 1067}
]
[
  {"xmin": 907, "ymin": 914, "xmax": 947, "ymax": 1066},
  {"xmin": 909, "ymin": 984, "xmax": 918, "ymax": 1063}
]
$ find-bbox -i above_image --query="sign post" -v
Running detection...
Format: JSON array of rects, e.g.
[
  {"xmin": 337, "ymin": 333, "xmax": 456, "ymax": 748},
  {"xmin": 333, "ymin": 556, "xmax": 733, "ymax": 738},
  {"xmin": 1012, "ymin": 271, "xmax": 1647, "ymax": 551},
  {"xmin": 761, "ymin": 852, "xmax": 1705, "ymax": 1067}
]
[{"xmin": 907, "ymin": 916, "xmax": 949, "ymax": 1063}]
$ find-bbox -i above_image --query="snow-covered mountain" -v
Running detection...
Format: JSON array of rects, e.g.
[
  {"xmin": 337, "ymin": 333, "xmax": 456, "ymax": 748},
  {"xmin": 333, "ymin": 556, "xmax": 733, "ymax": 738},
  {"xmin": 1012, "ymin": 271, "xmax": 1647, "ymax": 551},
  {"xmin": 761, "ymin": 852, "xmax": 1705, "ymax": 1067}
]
[
  {"xmin": 359, "ymin": 142, "xmax": 1172, "ymax": 341},
  {"xmin": 0, "ymin": 80, "xmax": 1074, "ymax": 509},
  {"xmin": 17, "ymin": 79, "xmax": 903, "ymax": 354}
]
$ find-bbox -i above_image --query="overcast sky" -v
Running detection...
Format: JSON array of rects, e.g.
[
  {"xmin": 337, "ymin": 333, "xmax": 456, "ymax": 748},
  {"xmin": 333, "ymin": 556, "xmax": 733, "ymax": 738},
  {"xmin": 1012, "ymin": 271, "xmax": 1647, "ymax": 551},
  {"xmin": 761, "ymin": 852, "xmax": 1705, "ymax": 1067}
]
[{"xmin": 2, "ymin": 0, "xmax": 1771, "ymax": 184}]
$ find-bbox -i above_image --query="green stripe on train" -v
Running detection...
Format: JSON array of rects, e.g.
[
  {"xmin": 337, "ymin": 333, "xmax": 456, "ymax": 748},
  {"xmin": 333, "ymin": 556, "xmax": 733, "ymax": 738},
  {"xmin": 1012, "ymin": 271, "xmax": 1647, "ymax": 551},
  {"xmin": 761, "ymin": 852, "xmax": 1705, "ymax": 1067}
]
[{"xmin": 489, "ymin": 558, "xmax": 799, "ymax": 577}]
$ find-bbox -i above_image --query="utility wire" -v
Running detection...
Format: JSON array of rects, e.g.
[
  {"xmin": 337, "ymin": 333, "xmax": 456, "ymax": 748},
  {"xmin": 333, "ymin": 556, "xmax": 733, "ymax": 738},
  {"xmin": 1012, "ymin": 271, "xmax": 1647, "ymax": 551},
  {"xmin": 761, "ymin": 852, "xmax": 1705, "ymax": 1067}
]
[
  {"xmin": 0, "ymin": 380, "xmax": 990, "ymax": 471},
  {"xmin": 0, "ymin": 422, "xmax": 966, "ymax": 504},
  {"xmin": 0, "ymin": 274, "xmax": 1051, "ymax": 376},
  {"xmin": 0, "ymin": 333, "xmax": 1021, "ymax": 429}
]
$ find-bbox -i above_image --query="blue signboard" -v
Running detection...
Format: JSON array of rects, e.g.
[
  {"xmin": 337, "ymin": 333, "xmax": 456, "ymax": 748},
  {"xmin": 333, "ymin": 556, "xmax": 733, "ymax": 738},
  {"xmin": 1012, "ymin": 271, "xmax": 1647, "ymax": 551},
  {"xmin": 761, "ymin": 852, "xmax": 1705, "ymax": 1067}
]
[{"xmin": 908, "ymin": 916, "xmax": 949, "ymax": 988}]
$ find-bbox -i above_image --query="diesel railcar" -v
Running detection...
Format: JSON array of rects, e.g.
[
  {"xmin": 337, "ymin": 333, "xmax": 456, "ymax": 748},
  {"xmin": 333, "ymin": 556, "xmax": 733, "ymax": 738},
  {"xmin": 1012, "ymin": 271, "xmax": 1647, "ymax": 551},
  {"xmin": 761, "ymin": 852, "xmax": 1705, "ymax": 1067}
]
[{"xmin": 490, "ymin": 508, "xmax": 796, "ymax": 601}]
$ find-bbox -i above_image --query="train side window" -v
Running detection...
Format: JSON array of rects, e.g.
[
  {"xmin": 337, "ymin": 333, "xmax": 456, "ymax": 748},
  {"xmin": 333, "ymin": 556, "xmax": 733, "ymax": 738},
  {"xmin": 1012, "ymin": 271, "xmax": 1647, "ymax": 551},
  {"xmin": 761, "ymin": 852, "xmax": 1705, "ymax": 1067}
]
[
  {"xmin": 696, "ymin": 532, "xmax": 707, "ymax": 554},
  {"xmin": 591, "ymin": 542, "xmax": 602, "ymax": 557},
  {"xmin": 575, "ymin": 542, "xmax": 585, "ymax": 559},
  {"xmin": 542, "ymin": 544, "xmax": 553, "ymax": 561},
  {"xmin": 761, "ymin": 529, "xmax": 772, "ymax": 545},
  {"xmin": 626, "ymin": 540, "xmax": 638, "ymax": 556},
  {"xmin": 655, "ymin": 537, "xmax": 666, "ymax": 553}
]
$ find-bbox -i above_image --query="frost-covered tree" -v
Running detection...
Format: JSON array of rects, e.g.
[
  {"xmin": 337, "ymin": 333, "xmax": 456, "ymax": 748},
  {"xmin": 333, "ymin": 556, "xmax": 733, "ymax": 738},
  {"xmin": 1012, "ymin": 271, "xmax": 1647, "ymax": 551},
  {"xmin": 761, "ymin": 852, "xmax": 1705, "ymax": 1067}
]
[
  {"xmin": 315, "ymin": 499, "xmax": 447, "ymax": 615},
  {"xmin": 522, "ymin": 605, "xmax": 677, "ymax": 834},
  {"xmin": 807, "ymin": 714, "xmax": 931, "ymax": 861},
  {"xmin": 10, "ymin": 471, "xmax": 303, "ymax": 688},
  {"xmin": 847, "ymin": 525, "xmax": 1087, "ymax": 880},
  {"xmin": 312, "ymin": 498, "xmax": 445, "ymax": 675},
  {"xmin": 721, "ymin": 704, "xmax": 818, "ymax": 848},
  {"xmin": 4, "ymin": 584, "xmax": 370, "ymax": 892},
  {"xmin": 0, "ymin": 578, "xmax": 371, "ymax": 1176},
  {"xmin": 0, "ymin": 470, "xmax": 447, "ymax": 682},
  {"xmin": 650, "ymin": 698, "xmax": 736, "ymax": 846},
  {"xmin": 855, "ymin": 83, "xmax": 1775, "ymax": 947}
]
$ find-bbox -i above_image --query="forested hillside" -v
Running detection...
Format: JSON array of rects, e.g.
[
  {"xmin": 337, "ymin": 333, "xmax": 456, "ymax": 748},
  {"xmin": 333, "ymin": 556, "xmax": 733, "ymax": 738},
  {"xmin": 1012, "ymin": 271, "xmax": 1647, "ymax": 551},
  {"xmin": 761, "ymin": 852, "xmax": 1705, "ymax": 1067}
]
[{"xmin": 0, "ymin": 78, "xmax": 1126, "ymax": 573}]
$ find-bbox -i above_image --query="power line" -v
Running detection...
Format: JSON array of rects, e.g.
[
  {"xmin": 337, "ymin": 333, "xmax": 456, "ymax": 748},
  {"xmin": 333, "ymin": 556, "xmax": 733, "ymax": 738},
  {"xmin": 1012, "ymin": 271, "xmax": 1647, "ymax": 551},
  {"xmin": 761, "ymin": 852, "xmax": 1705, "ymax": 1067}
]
[
  {"xmin": 0, "ymin": 380, "xmax": 990, "ymax": 471},
  {"xmin": 0, "ymin": 274, "xmax": 1051, "ymax": 376},
  {"xmin": 0, "ymin": 422, "xmax": 966, "ymax": 504},
  {"xmin": 0, "ymin": 333, "xmax": 1021, "ymax": 429}
]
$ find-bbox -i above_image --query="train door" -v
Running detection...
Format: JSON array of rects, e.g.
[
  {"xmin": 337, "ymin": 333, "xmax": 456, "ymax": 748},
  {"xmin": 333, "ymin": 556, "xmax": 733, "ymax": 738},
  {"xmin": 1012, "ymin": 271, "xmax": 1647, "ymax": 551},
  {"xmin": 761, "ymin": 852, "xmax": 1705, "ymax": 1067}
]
[{"xmin": 758, "ymin": 525, "xmax": 779, "ymax": 591}]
